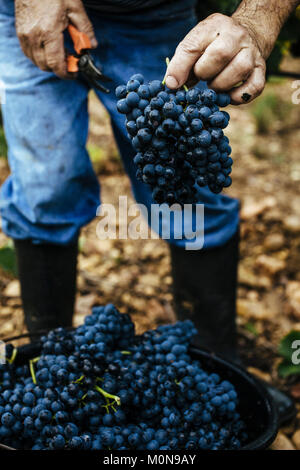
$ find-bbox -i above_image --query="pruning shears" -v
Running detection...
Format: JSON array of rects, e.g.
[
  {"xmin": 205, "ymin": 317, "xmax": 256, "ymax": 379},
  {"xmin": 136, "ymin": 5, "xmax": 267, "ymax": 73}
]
[{"xmin": 67, "ymin": 24, "xmax": 111, "ymax": 93}]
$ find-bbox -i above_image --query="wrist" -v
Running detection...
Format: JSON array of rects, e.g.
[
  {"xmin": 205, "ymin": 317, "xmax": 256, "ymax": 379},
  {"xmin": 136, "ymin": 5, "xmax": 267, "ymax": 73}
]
[{"xmin": 231, "ymin": 14, "xmax": 276, "ymax": 59}]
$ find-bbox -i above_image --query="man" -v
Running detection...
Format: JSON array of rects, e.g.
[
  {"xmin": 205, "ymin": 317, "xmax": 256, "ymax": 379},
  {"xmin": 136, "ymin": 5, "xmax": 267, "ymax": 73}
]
[{"xmin": 0, "ymin": 0, "xmax": 298, "ymax": 360}]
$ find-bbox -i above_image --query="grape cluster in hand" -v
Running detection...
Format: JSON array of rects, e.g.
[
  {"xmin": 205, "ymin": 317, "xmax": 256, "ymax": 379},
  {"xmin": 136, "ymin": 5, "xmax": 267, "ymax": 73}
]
[
  {"xmin": 0, "ymin": 305, "xmax": 247, "ymax": 450},
  {"xmin": 116, "ymin": 74, "xmax": 233, "ymax": 205}
]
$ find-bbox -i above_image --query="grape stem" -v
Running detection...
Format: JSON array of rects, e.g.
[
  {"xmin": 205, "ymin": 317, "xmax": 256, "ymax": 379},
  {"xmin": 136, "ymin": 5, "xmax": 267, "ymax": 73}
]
[
  {"xmin": 6, "ymin": 347, "xmax": 18, "ymax": 364},
  {"xmin": 162, "ymin": 57, "xmax": 170, "ymax": 85},
  {"xmin": 94, "ymin": 385, "xmax": 121, "ymax": 406},
  {"xmin": 32, "ymin": 356, "xmax": 40, "ymax": 363},
  {"xmin": 101, "ymin": 396, "xmax": 111, "ymax": 414},
  {"xmin": 29, "ymin": 359, "xmax": 37, "ymax": 384},
  {"xmin": 73, "ymin": 374, "xmax": 85, "ymax": 384}
]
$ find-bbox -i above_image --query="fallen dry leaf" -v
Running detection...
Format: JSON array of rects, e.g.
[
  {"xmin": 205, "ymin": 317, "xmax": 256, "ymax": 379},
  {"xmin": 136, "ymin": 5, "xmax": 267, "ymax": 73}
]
[
  {"xmin": 286, "ymin": 282, "xmax": 300, "ymax": 318},
  {"xmin": 270, "ymin": 432, "xmax": 296, "ymax": 450},
  {"xmin": 3, "ymin": 280, "xmax": 20, "ymax": 298},
  {"xmin": 241, "ymin": 196, "xmax": 276, "ymax": 220},
  {"xmin": 290, "ymin": 383, "xmax": 300, "ymax": 400},
  {"xmin": 255, "ymin": 254, "xmax": 286, "ymax": 276}
]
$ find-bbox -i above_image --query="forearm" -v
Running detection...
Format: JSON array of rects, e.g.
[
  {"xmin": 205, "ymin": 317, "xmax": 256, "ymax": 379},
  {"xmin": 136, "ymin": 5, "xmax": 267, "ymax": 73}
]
[{"xmin": 232, "ymin": 0, "xmax": 300, "ymax": 58}]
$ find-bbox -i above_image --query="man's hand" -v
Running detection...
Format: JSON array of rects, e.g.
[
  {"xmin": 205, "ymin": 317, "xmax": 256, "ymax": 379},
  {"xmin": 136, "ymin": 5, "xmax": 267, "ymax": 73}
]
[
  {"xmin": 165, "ymin": 0, "xmax": 300, "ymax": 105},
  {"xmin": 15, "ymin": 0, "xmax": 98, "ymax": 79},
  {"xmin": 165, "ymin": 13, "xmax": 266, "ymax": 105}
]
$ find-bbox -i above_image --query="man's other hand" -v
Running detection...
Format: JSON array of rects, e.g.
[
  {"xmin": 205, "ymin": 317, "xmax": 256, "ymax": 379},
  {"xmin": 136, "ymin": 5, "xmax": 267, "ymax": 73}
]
[
  {"xmin": 15, "ymin": 0, "xmax": 98, "ymax": 79},
  {"xmin": 165, "ymin": 13, "xmax": 267, "ymax": 105}
]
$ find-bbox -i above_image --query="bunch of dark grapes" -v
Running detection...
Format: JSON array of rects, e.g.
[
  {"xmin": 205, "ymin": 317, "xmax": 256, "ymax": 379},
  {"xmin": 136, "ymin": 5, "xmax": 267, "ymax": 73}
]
[
  {"xmin": 0, "ymin": 305, "xmax": 247, "ymax": 450},
  {"xmin": 116, "ymin": 74, "xmax": 233, "ymax": 205}
]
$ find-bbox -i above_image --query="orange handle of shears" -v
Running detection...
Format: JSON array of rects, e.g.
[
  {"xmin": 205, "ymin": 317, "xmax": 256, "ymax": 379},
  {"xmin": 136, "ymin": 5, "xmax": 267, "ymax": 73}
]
[
  {"xmin": 67, "ymin": 24, "xmax": 91, "ymax": 73},
  {"xmin": 68, "ymin": 24, "xmax": 91, "ymax": 54}
]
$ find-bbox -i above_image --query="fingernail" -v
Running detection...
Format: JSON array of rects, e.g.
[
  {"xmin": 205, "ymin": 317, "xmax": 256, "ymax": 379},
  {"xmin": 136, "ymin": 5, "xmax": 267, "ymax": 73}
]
[
  {"xmin": 165, "ymin": 75, "xmax": 179, "ymax": 89},
  {"xmin": 242, "ymin": 93, "xmax": 251, "ymax": 102}
]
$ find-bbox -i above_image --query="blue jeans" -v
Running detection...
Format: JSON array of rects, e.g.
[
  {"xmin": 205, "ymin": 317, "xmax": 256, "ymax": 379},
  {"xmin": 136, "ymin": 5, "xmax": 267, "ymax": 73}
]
[{"xmin": 0, "ymin": 0, "xmax": 239, "ymax": 249}]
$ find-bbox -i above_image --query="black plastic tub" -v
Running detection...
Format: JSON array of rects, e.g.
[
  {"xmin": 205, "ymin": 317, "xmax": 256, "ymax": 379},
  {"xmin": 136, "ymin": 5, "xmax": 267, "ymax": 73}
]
[{"xmin": 0, "ymin": 340, "xmax": 279, "ymax": 451}]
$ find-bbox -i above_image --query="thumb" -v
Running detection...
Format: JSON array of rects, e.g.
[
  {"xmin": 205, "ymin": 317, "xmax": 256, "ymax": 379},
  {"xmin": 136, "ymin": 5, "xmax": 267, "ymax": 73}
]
[
  {"xmin": 165, "ymin": 24, "xmax": 214, "ymax": 89},
  {"xmin": 67, "ymin": 0, "xmax": 98, "ymax": 48}
]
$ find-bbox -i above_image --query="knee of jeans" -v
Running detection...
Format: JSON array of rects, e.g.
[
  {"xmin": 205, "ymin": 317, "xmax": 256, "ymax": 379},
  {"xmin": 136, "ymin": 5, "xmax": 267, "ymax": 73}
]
[{"xmin": 18, "ymin": 168, "xmax": 98, "ymax": 224}]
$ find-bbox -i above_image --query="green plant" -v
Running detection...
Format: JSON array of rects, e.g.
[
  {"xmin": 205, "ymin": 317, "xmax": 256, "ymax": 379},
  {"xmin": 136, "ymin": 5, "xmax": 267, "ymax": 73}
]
[
  {"xmin": 87, "ymin": 142, "xmax": 120, "ymax": 173},
  {"xmin": 0, "ymin": 240, "xmax": 17, "ymax": 277},
  {"xmin": 243, "ymin": 322, "xmax": 259, "ymax": 337},
  {"xmin": 277, "ymin": 330, "xmax": 300, "ymax": 378},
  {"xmin": 251, "ymin": 93, "xmax": 293, "ymax": 134},
  {"xmin": 0, "ymin": 108, "xmax": 7, "ymax": 158}
]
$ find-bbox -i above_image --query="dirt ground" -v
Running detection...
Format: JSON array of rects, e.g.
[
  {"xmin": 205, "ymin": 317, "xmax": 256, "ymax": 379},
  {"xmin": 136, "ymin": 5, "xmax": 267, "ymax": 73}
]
[{"xmin": 0, "ymin": 60, "xmax": 300, "ymax": 449}]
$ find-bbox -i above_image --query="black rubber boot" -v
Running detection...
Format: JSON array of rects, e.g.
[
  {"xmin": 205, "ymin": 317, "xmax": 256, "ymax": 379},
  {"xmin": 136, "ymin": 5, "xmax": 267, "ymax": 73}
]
[
  {"xmin": 14, "ymin": 239, "xmax": 78, "ymax": 335},
  {"xmin": 170, "ymin": 230, "xmax": 239, "ymax": 362},
  {"xmin": 170, "ymin": 230, "xmax": 296, "ymax": 425}
]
